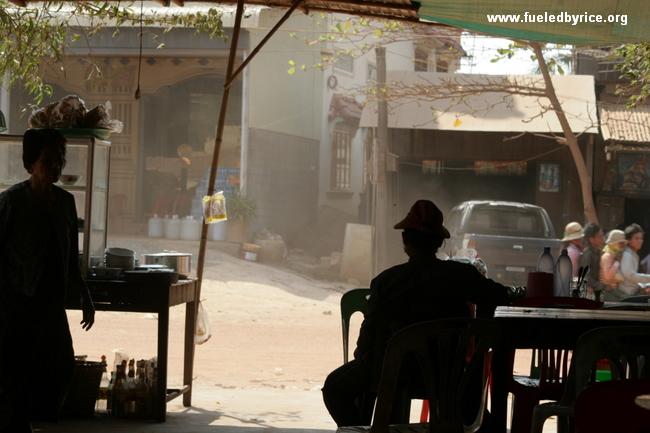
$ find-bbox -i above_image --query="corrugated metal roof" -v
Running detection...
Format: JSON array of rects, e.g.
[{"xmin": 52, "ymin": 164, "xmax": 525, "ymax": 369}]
[
  {"xmin": 360, "ymin": 72, "xmax": 598, "ymax": 134},
  {"xmin": 599, "ymin": 103, "xmax": 650, "ymax": 143}
]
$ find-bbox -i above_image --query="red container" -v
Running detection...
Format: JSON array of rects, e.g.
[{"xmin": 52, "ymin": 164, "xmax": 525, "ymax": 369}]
[{"xmin": 526, "ymin": 272, "xmax": 554, "ymax": 298}]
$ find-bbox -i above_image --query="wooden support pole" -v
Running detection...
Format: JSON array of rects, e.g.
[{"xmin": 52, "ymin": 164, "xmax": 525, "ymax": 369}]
[
  {"xmin": 373, "ymin": 46, "xmax": 389, "ymax": 274},
  {"xmin": 193, "ymin": 0, "xmax": 245, "ymax": 353}
]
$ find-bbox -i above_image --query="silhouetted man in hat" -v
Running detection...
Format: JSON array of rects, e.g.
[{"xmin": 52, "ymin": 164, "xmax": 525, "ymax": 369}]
[{"xmin": 322, "ymin": 200, "xmax": 511, "ymax": 427}]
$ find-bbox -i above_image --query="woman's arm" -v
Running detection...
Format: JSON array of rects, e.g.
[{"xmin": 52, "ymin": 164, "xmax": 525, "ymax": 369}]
[
  {"xmin": 620, "ymin": 250, "xmax": 650, "ymax": 285},
  {"xmin": 67, "ymin": 195, "xmax": 95, "ymax": 330},
  {"xmin": 600, "ymin": 253, "xmax": 619, "ymax": 287}
]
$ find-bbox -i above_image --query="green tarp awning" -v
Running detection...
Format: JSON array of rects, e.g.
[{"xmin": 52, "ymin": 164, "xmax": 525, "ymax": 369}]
[{"xmin": 418, "ymin": 0, "xmax": 650, "ymax": 44}]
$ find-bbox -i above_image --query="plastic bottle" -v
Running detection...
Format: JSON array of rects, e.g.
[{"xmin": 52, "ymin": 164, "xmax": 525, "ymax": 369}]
[
  {"xmin": 147, "ymin": 214, "xmax": 163, "ymax": 238},
  {"xmin": 537, "ymin": 247, "xmax": 555, "ymax": 274},
  {"xmin": 164, "ymin": 215, "xmax": 181, "ymax": 240},
  {"xmin": 554, "ymin": 248, "xmax": 573, "ymax": 297},
  {"xmin": 180, "ymin": 215, "xmax": 201, "ymax": 241},
  {"xmin": 209, "ymin": 220, "xmax": 228, "ymax": 241}
]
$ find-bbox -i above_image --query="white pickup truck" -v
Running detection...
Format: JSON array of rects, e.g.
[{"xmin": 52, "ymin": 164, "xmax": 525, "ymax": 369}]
[{"xmin": 445, "ymin": 200, "xmax": 563, "ymax": 286}]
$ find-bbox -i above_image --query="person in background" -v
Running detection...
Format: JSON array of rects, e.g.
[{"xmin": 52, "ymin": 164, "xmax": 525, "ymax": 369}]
[
  {"xmin": 600, "ymin": 230, "xmax": 626, "ymax": 292},
  {"xmin": 561, "ymin": 221, "xmax": 584, "ymax": 277},
  {"xmin": 0, "ymin": 129, "xmax": 95, "ymax": 433},
  {"xmin": 579, "ymin": 223, "xmax": 606, "ymax": 299},
  {"xmin": 641, "ymin": 254, "xmax": 650, "ymax": 274},
  {"xmin": 617, "ymin": 224, "xmax": 650, "ymax": 300},
  {"xmin": 322, "ymin": 200, "xmax": 512, "ymax": 428}
]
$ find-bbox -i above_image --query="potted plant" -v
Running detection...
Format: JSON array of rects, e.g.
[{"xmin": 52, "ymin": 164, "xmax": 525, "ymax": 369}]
[{"xmin": 226, "ymin": 193, "xmax": 256, "ymax": 242}]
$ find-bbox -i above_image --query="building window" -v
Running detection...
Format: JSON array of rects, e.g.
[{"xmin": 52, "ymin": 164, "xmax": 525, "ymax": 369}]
[
  {"xmin": 331, "ymin": 127, "xmax": 353, "ymax": 190},
  {"xmin": 414, "ymin": 47, "xmax": 429, "ymax": 72},
  {"xmin": 367, "ymin": 63, "xmax": 377, "ymax": 81},
  {"xmin": 334, "ymin": 54, "xmax": 354, "ymax": 74}
]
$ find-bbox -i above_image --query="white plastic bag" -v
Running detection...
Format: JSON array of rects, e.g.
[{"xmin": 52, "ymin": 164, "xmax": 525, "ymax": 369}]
[{"xmin": 194, "ymin": 301, "xmax": 212, "ymax": 345}]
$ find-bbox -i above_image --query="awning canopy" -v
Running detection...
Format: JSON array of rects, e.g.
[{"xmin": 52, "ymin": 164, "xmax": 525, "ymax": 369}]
[
  {"xmin": 16, "ymin": 0, "xmax": 422, "ymax": 21},
  {"xmin": 600, "ymin": 103, "xmax": 650, "ymax": 143},
  {"xmin": 359, "ymin": 72, "xmax": 598, "ymax": 134},
  {"xmin": 418, "ymin": 0, "xmax": 650, "ymax": 44}
]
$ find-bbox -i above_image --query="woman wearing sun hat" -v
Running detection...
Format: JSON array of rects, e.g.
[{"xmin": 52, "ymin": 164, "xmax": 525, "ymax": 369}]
[
  {"xmin": 600, "ymin": 229, "xmax": 626, "ymax": 293},
  {"xmin": 561, "ymin": 221, "xmax": 584, "ymax": 277}
]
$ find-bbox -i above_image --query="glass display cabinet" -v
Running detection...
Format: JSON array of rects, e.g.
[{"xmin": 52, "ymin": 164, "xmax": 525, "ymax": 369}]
[{"xmin": 0, "ymin": 133, "xmax": 111, "ymax": 274}]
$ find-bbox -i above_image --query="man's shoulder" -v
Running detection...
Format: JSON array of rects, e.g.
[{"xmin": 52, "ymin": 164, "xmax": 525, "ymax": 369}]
[
  {"xmin": 373, "ymin": 259, "xmax": 476, "ymax": 282},
  {"xmin": 374, "ymin": 263, "xmax": 411, "ymax": 282}
]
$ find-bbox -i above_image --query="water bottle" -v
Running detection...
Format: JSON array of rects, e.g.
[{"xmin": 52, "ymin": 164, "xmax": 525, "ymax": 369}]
[
  {"xmin": 147, "ymin": 214, "xmax": 163, "ymax": 238},
  {"xmin": 537, "ymin": 247, "xmax": 555, "ymax": 274},
  {"xmin": 554, "ymin": 248, "xmax": 573, "ymax": 297}
]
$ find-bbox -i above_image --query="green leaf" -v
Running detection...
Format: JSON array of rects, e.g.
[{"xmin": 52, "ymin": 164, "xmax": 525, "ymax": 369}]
[{"xmin": 287, "ymin": 66, "xmax": 296, "ymax": 75}]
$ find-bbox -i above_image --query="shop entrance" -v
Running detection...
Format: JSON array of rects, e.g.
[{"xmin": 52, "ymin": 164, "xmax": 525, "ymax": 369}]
[{"xmin": 624, "ymin": 198, "xmax": 650, "ymax": 259}]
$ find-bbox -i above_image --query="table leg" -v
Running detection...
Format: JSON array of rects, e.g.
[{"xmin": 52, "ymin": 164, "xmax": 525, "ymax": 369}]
[
  {"xmin": 156, "ymin": 306, "xmax": 170, "ymax": 422},
  {"xmin": 491, "ymin": 347, "xmax": 511, "ymax": 433},
  {"xmin": 183, "ymin": 294, "xmax": 198, "ymax": 407}
]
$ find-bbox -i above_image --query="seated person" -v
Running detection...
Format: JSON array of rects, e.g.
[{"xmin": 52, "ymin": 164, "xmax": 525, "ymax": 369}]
[
  {"xmin": 579, "ymin": 223, "xmax": 606, "ymax": 298},
  {"xmin": 617, "ymin": 224, "xmax": 650, "ymax": 300},
  {"xmin": 322, "ymin": 200, "xmax": 511, "ymax": 427},
  {"xmin": 600, "ymin": 229, "xmax": 626, "ymax": 291}
]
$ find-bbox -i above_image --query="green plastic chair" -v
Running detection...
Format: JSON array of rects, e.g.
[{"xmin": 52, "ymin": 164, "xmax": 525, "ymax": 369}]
[{"xmin": 340, "ymin": 288, "xmax": 370, "ymax": 363}]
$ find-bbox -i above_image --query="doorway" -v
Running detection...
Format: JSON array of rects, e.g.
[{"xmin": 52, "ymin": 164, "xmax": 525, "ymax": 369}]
[{"xmin": 624, "ymin": 198, "xmax": 650, "ymax": 259}]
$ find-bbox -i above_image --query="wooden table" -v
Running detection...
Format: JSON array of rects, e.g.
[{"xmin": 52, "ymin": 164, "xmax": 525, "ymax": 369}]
[
  {"xmin": 491, "ymin": 306, "xmax": 650, "ymax": 433},
  {"xmin": 66, "ymin": 278, "xmax": 199, "ymax": 422}
]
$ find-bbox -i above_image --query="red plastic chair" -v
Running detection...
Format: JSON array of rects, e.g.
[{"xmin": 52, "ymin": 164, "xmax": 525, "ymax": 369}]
[
  {"xmin": 508, "ymin": 297, "xmax": 602, "ymax": 433},
  {"xmin": 574, "ymin": 379, "xmax": 650, "ymax": 433}
]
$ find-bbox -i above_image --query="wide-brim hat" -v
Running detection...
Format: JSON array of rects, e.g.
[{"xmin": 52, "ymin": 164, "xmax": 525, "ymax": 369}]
[
  {"xmin": 561, "ymin": 221, "xmax": 584, "ymax": 242},
  {"xmin": 394, "ymin": 200, "xmax": 450, "ymax": 239},
  {"xmin": 606, "ymin": 229, "xmax": 626, "ymax": 245}
]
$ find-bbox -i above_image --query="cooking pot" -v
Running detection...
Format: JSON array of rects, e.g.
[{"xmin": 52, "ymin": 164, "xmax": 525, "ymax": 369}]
[{"xmin": 141, "ymin": 251, "xmax": 191, "ymax": 277}]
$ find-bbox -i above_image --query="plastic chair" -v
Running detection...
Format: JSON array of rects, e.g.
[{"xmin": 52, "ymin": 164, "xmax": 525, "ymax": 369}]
[
  {"xmin": 340, "ymin": 288, "xmax": 433, "ymax": 424},
  {"xmin": 574, "ymin": 379, "xmax": 650, "ymax": 433},
  {"xmin": 508, "ymin": 297, "xmax": 601, "ymax": 433},
  {"xmin": 340, "ymin": 288, "xmax": 370, "ymax": 363},
  {"xmin": 531, "ymin": 325, "xmax": 650, "ymax": 433},
  {"xmin": 337, "ymin": 318, "xmax": 502, "ymax": 433}
]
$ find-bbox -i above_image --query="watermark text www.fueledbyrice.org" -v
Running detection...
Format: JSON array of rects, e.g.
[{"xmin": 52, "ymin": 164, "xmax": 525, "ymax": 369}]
[{"xmin": 486, "ymin": 12, "xmax": 628, "ymax": 26}]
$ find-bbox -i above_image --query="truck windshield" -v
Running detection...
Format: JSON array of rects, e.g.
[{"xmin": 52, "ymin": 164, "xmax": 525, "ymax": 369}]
[{"xmin": 465, "ymin": 206, "xmax": 548, "ymax": 238}]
